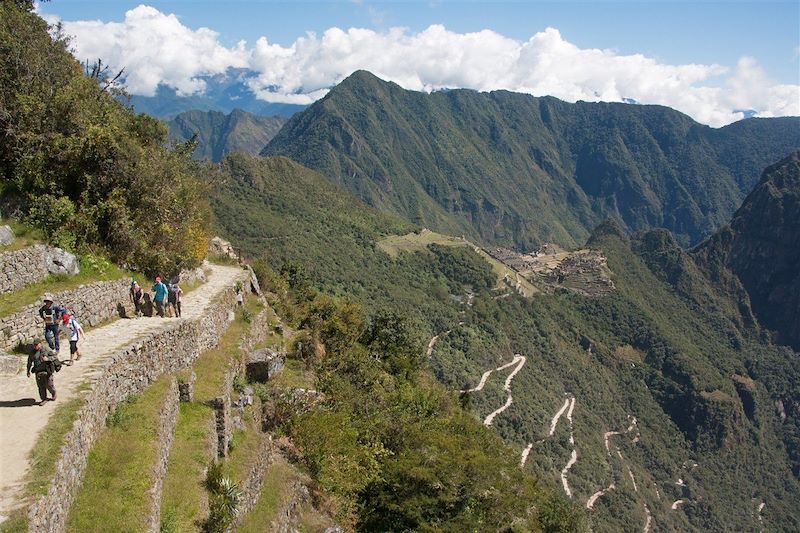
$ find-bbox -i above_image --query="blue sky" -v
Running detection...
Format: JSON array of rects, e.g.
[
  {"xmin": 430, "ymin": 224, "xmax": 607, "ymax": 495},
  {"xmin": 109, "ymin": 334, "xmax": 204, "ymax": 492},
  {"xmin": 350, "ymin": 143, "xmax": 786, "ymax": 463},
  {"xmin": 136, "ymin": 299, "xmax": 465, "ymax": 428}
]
[
  {"xmin": 42, "ymin": 1, "xmax": 800, "ymax": 82},
  {"xmin": 39, "ymin": 1, "xmax": 800, "ymax": 125}
]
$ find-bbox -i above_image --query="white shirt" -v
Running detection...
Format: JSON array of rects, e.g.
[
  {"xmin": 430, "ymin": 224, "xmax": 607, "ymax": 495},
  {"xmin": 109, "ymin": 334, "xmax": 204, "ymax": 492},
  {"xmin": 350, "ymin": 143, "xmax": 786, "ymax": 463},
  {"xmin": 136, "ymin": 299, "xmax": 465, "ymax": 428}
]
[{"xmin": 66, "ymin": 318, "xmax": 82, "ymax": 341}]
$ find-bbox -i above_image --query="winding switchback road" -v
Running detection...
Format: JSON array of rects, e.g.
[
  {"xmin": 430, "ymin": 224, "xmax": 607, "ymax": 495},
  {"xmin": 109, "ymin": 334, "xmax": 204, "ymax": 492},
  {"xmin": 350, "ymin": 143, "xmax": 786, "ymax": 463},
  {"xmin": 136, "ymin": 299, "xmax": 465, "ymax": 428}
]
[{"xmin": 481, "ymin": 355, "xmax": 526, "ymax": 426}]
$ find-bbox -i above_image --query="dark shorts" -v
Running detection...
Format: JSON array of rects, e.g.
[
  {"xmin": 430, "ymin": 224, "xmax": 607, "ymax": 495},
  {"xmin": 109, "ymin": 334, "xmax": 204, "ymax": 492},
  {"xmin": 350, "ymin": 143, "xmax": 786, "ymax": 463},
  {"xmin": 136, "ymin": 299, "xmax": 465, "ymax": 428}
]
[{"xmin": 69, "ymin": 340, "xmax": 79, "ymax": 354}]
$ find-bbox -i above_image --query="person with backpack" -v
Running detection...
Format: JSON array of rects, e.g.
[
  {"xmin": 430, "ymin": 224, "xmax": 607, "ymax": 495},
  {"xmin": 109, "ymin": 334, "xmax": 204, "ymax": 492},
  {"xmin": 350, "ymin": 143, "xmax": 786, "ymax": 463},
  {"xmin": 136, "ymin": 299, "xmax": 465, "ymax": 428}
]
[
  {"xmin": 152, "ymin": 276, "xmax": 168, "ymax": 318},
  {"xmin": 61, "ymin": 313, "xmax": 84, "ymax": 362},
  {"xmin": 171, "ymin": 283, "xmax": 183, "ymax": 318},
  {"xmin": 38, "ymin": 294, "xmax": 66, "ymax": 353},
  {"xmin": 130, "ymin": 281, "xmax": 144, "ymax": 317},
  {"xmin": 167, "ymin": 283, "xmax": 177, "ymax": 317},
  {"xmin": 27, "ymin": 339, "xmax": 60, "ymax": 404}
]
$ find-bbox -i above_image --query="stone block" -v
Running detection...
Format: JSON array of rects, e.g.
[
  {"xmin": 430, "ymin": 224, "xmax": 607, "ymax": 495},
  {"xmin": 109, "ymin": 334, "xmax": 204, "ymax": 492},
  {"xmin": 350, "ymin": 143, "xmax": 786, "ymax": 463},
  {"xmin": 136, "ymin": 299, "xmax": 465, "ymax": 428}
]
[
  {"xmin": 0, "ymin": 225, "xmax": 13, "ymax": 246},
  {"xmin": 178, "ymin": 371, "xmax": 196, "ymax": 402},
  {"xmin": 246, "ymin": 348, "xmax": 284, "ymax": 383}
]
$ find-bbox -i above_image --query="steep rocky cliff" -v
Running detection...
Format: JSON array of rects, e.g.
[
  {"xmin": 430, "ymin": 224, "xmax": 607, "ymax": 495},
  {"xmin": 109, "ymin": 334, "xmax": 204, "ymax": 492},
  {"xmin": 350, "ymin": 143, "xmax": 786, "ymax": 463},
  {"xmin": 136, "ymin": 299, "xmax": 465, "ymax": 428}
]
[{"xmin": 694, "ymin": 151, "xmax": 800, "ymax": 350}]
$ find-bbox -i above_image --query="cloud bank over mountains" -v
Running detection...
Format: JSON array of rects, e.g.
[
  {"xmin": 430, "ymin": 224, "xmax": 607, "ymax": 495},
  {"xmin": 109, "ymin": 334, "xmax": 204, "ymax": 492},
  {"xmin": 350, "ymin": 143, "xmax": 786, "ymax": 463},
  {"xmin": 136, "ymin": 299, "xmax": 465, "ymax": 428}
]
[{"xmin": 50, "ymin": 4, "xmax": 799, "ymax": 126}]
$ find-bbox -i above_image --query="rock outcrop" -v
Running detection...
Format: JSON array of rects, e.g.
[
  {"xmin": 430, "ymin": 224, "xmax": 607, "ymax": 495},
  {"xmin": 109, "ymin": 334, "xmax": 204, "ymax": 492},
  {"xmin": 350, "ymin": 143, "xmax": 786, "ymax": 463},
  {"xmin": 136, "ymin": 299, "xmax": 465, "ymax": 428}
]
[
  {"xmin": 209, "ymin": 236, "xmax": 238, "ymax": 260},
  {"xmin": 246, "ymin": 348, "xmax": 284, "ymax": 383}
]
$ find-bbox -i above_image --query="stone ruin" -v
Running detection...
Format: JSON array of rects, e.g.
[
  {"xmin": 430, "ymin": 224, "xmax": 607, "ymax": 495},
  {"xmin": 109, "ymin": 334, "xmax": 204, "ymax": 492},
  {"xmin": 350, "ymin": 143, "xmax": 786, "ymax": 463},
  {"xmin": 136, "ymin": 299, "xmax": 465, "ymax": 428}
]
[{"xmin": 488, "ymin": 244, "xmax": 614, "ymax": 297}]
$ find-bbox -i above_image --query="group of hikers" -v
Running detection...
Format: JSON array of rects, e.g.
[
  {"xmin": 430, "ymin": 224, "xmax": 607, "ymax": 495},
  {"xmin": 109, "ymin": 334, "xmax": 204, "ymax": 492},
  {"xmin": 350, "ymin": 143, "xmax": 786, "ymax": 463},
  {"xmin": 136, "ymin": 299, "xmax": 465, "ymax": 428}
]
[
  {"xmin": 26, "ymin": 276, "xmax": 185, "ymax": 405},
  {"xmin": 129, "ymin": 276, "xmax": 183, "ymax": 318}
]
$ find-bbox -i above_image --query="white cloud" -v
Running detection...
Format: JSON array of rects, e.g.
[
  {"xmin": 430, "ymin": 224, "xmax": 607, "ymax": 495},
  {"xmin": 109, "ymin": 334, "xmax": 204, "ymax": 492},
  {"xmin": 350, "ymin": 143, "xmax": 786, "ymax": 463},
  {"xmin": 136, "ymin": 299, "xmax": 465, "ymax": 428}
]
[
  {"xmin": 56, "ymin": 5, "xmax": 249, "ymax": 96},
  {"xmin": 51, "ymin": 5, "xmax": 799, "ymax": 126}
]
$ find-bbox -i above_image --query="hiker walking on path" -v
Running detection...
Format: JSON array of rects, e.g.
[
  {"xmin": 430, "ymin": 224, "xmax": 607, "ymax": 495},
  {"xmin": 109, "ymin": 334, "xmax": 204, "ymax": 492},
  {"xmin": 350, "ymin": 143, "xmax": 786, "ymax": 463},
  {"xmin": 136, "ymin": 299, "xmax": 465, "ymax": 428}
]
[
  {"xmin": 152, "ymin": 276, "xmax": 168, "ymax": 318},
  {"xmin": 38, "ymin": 294, "xmax": 66, "ymax": 353},
  {"xmin": 170, "ymin": 283, "xmax": 183, "ymax": 317},
  {"xmin": 166, "ymin": 283, "xmax": 177, "ymax": 317},
  {"xmin": 62, "ymin": 313, "xmax": 84, "ymax": 362},
  {"xmin": 130, "ymin": 281, "xmax": 144, "ymax": 316},
  {"xmin": 27, "ymin": 339, "xmax": 59, "ymax": 404}
]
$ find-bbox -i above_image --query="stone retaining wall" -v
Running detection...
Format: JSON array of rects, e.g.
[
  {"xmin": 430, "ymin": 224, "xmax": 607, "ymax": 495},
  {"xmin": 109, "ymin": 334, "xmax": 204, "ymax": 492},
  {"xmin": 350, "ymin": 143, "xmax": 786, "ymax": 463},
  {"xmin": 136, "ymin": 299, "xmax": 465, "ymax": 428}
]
[
  {"xmin": 209, "ymin": 306, "xmax": 272, "ymax": 457},
  {"xmin": 146, "ymin": 379, "xmax": 180, "ymax": 533},
  {"xmin": 211, "ymin": 358, "xmax": 244, "ymax": 458},
  {"xmin": 0, "ymin": 278, "xmax": 133, "ymax": 352},
  {"xmin": 0, "ymin": 245, "xmax": 79, "ymax": 294},
  {"xmin": 233, "ymin": 435, "xmax": 275, "ymax": 528},
  {"xmin": 27, "ymin": 276, "xmax": 244, "ymax": 533}
]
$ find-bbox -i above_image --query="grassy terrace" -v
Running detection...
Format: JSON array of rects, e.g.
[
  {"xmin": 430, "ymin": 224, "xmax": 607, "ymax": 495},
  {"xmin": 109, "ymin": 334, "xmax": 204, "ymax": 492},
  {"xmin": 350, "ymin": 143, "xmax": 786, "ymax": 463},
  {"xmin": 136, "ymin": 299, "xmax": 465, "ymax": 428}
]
[
  {"xmin": 158, "ymin": 402, "xmax": 214, "ymax": 533},
  {"xmin": 238, "ymin": 457, "xmax": 333, "ymax": 533},
  {"xmin": 378, "ymin": 230, "xmax": 538, "ymax": 296},
  {"xmin": 66, "ymin": 375, "xmax": 172, "ymax": 532},
  {"xmin": 0, "ymin": 219, "xmax": 43, "ymax": 253},
  {"xmin": 159, "ymin": 299, "xmax": 262, "ymax": 532},
  {"xmin": 221, "ymin": 405, "xmax": 264, "ymax": 484}
]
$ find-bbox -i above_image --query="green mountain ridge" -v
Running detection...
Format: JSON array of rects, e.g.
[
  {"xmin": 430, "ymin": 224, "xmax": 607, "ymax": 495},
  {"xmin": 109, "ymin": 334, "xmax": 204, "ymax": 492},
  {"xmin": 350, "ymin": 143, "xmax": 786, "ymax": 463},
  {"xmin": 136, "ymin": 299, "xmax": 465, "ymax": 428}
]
[
  {"xmin": 263, "ymin": 70, "xmax": 800, "ymax": 250},
  {"xmin": 168, "ymin": 108, "xmax": 287, "ymax": 162}
]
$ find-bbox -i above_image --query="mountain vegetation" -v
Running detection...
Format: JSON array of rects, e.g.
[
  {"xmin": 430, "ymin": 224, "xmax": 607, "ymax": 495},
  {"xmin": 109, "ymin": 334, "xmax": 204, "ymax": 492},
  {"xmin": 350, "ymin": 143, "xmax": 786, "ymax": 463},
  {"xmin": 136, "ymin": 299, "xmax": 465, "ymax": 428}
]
[
  {"xmin": 168, "ymin": 109, "xmax": 286, "ymax": 162},
  {"xmin": 693, "ymin": 151, "xmax": 800, "ymax": 351},
  {"xmin": 0, "ymin": 2, "xmax": 210, "ymax": 275},
  {"xmin": 5, "ymin": 4, "xmax": 800, "ymax": 531},
  {"xmin": 263, "ymin": 70, "xmax": 800, "ymax": 250},
  {"xmin": 210, "ymin": 149, "xmax": 800, "ymax": 531}
]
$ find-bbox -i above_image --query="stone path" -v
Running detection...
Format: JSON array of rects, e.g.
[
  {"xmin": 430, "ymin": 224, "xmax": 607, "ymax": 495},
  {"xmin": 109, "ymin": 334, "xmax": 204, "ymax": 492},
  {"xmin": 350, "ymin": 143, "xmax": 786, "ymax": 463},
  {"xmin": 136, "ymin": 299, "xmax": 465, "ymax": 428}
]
[{"xmin": 0, "ymin": 264, "xmax": 245, "ymax": 522}]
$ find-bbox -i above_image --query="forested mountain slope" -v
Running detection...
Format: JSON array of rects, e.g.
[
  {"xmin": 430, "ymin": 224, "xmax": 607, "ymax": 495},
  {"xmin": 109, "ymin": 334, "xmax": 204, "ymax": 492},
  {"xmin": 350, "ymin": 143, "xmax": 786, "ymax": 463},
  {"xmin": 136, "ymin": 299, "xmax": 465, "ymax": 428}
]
[
  {"xmin": 263, "ymin": 70, "xmax": 800, "ymax": 249},
  {"xmin": 693, "ymin": 151, "xmax": 800, "ymax": 351},
  {"xmin": 168, "ymin": 109, "xmax": 286, "ymax": 162},
  {"xmin": 211, "ymin": 152, "xmax": 800, "ymax": 532}
]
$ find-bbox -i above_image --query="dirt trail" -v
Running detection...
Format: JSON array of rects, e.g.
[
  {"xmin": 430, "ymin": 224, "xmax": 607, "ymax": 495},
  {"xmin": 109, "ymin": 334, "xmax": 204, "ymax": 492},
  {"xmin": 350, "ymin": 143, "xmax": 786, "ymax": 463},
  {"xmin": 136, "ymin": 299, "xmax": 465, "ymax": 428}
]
[
  {"xmin": 586, "ymin": 484, "xmax": 615, "ymax": 509},
  {"xmin": 0, "ymin": 264, "xmax": 244, "ymax": 521},
  {"xmin": 520, "ymin": 395, "xmax": 573, "ymax": 467},
  {"xmin": 460, "ymin": 354, "xmax": 523, "ymax": 394},
  {"xmin": 587, "ymin": 416, "xmax": 639, "ymax": 511},
  {"xmin": 481, "ymin": 355, "xmax": 526, "ymax": 426},
  {"xmin": 560, "ymin": 397, "xmax": 577, "ymax": 497},
  {"xmin": 671, "ymin": 499, "xmax": 687, "ymax": 510},
  {"xmin": 425, "ymin": 333, "xmax": 444, "ymax": 357}
]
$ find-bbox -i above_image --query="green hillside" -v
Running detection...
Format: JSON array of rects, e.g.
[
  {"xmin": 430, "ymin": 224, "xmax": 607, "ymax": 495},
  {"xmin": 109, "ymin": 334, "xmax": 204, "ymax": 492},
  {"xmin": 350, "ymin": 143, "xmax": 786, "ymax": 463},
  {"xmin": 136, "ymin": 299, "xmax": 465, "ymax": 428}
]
[
  {"xmin": 210, "ymin": 150, "xmax": 800, "ymax": 531},
  {"xmin": 168, "ymin": 109, "xmax": 286, "ymax": 162},
  {"xmin": 263, "ymin": 70, "xmax": 800, "ymax": 249}
]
